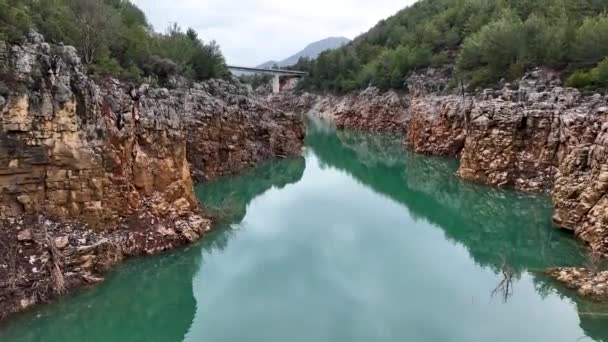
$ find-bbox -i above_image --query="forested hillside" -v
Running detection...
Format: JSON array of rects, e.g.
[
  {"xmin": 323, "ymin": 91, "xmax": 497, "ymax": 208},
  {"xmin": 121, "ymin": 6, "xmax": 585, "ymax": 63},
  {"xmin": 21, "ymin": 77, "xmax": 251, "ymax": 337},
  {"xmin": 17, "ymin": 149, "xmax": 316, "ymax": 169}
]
[
  {"xmin": 0, "ymin": 0, "xmax": 229, "ymax": 84},
  {"xmin": 294, "ymin": 0, "xmax": 608, "ymax": 92}
]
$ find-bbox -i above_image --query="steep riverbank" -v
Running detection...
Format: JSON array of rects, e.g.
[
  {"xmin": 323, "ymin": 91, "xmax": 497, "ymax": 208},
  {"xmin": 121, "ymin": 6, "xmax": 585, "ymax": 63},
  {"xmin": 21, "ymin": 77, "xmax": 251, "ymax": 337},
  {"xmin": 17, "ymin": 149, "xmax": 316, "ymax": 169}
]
[
  {"xmin": 0, "ymin": 33, "xmax": 304, "ymax": 320},
  {"xmin": 270, "ymin": 69, "xmax": 608, "ymax": 299}
]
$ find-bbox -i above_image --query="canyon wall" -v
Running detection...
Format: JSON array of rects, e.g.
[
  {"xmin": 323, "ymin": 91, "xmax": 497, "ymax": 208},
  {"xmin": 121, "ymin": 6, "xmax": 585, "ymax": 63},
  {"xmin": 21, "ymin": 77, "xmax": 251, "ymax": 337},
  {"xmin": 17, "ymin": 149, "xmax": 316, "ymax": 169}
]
[
  {"xmin": 407, "ymin": 73, "xmax": 608, "ymax": 259},
  {"xmin": 269, "ymin": 88, "xmax": 408, "ymax": 134},
  {"xmin": 0, "ymin": 33, "xmax": 304, "ymax": 320},
  {"xmin": 0, "ymin": 33, "xmax": 202, "ymax": 224},
  {"xmin": 183, "ymin": 81, "xmax": 304, "ymax": 182}
]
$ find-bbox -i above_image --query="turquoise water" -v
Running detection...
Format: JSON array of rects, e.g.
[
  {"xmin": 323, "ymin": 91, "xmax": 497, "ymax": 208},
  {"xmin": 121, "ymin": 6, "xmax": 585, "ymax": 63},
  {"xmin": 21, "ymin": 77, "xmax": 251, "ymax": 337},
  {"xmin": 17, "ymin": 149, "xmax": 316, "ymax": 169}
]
[{"xmin": 1, "ymin": 123, "xmax": 608, "ymax": 342}]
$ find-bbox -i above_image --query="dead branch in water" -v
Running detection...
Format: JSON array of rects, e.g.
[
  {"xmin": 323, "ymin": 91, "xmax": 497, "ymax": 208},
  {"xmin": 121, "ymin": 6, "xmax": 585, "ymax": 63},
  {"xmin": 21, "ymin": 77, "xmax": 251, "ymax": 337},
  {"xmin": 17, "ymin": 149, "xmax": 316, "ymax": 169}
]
[{"xmin": 492, "ymin": 257, "xmax": 515, "ymax": 303}]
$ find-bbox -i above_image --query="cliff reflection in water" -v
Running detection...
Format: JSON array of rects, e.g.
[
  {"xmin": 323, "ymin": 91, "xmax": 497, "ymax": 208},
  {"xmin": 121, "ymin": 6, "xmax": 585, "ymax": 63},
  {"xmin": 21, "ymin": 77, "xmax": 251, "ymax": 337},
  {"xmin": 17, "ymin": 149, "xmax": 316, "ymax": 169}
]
[
  {"xmin": 0, "ymin": 244, "xmax": 202, "ymax": 342},
  {"xmin": 196, "ymin": 156, "xmax": 306, "ymax": 226},
  {"xmin": 0, "ymin": 156, "xmax": 307, "ymax": 342},
  {"xmin": 307, "ymin": 127, "xmax": 591, "ymax": 272},
  {"xmin": 307, "ymin": 125, "xmax": 608, "ymax": 342}
]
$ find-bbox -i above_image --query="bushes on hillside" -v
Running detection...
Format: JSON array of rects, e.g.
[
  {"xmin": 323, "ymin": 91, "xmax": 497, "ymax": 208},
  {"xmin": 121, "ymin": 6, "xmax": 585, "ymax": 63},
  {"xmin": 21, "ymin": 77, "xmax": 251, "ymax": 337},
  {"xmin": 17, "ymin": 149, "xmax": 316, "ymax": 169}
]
[
  {"xmin": 238, "ymin": 73, "xmax": 273, "ymax": 90},
  {"xmin": 565, "ymin": 58, "xmax": 608, "ymax": 89},
  {"xmin": 571, "ymin": 15, "xmax": 608, "ymax": 68},
  {"xmin": 293, "ymin": 0, "xmax": 608, "ymax": 92},
  {"xmin": 0, "ymin": 0, "xmax": 229, "ymax": 85}
]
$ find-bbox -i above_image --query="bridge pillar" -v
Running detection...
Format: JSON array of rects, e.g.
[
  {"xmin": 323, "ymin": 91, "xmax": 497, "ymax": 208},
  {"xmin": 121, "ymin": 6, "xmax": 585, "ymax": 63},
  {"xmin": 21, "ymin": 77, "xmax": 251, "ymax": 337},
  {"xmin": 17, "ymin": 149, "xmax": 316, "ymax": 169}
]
[{"xmin": 272, "ymin": 75, "xmax": 281, "ymax": 93}]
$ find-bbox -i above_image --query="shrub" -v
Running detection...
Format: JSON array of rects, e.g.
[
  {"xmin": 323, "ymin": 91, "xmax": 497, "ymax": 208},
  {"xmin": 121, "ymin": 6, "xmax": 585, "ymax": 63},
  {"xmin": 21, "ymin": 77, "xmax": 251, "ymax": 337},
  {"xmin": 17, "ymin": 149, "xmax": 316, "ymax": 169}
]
[
  {"xmin": 0, "ymin": 0, "xmax": 229, "ymax": 84},
  {"xmin": 565, "ymin": 70, "xmax": 596, "ymax": 88},
  {"xmin": 293, "ymin": 0, "xmax": 608, "ymax": 92}
]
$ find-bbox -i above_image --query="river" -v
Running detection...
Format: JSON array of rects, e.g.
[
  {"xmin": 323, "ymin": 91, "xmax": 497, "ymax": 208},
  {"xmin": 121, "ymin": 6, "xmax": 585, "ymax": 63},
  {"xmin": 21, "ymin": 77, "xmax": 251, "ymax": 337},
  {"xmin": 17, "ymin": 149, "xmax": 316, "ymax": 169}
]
[{"xmin": 1, "ymin": 121, "xmax": 608, "ymax": 342}]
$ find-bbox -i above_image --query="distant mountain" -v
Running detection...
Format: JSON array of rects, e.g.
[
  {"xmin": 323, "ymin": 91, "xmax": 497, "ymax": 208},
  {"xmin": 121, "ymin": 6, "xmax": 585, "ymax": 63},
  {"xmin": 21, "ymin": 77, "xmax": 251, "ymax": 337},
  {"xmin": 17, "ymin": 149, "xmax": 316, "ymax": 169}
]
[{"xmin": 257, "ymin": 37, "xmax": 350, "ymax": 69}]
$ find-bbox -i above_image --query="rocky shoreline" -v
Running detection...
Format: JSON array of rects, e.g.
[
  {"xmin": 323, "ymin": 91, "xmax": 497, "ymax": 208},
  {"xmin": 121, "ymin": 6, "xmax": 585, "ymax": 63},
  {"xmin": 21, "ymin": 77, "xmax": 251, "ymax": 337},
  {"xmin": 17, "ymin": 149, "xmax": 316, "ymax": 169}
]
[
  {"xmin": 271, "ymin": 68, "xmax": 608, "ymax": 300},
  {"xmin": 0, "ymin": 33, "xmax": 304, "ymax": 321}
]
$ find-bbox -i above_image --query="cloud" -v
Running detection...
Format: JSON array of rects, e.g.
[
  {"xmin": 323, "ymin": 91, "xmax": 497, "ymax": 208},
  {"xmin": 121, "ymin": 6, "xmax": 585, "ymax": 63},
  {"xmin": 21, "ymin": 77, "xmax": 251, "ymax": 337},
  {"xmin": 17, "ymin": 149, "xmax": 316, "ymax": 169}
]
[{"xmin": 131, "ymin": 0, "xmax": 413, "ymax": 66}]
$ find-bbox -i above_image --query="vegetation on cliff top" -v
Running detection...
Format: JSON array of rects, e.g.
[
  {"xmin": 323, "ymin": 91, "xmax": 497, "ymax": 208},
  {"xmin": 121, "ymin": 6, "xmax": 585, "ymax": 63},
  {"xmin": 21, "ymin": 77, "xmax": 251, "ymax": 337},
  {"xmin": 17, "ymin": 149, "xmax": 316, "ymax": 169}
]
[
  {"xmin": 0, "ymin": 0, "xmax": 229, "ymax": 84},
  {"xmin": 293, "ymin": 0, "xmax": 608, "ymax": 92}
]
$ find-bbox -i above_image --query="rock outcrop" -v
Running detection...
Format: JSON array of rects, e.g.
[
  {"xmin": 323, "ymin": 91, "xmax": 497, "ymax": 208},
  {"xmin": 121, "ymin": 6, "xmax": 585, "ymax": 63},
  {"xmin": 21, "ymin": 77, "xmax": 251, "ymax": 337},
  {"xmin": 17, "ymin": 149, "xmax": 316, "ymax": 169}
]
[
  {"xmin": 270, "ymin": 88, "xmax": 408, "ymax": 134},
  {"xmin": 406, "ymin": 72, "xmax": 608, "ymax": 250},
  {"xmin": 547, "ymin": 268, "xmax": 608, "ymax": 300},
  {"xmin": 406, "ymin": 96, "xmax": 468, "ymax": 157},
  {"xmin": 0, "ymin": 33, "xmax": 200, "ymax": 223},
  {"xmin": 0, "ymin": 33, "xmax": 304, "ymax": 320},
  {"xmin": 183, "ymin": 81, "xmax": 304, "ymax": 182}
]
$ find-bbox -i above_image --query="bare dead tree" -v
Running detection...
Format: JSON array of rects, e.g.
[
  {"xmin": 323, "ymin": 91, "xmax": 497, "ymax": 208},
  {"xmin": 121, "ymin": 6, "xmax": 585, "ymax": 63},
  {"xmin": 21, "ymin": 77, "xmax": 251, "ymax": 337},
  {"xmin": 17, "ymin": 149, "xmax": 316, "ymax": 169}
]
[
  {"xmin": 69, "ymin": 0, "xmax": 115, "ymax": 65},
  {"xmin": 44, "ymin": 227, "xmax": 65, "ymax": 295},
  {"xmin": 0, "ymin": 234, "xmax": 18, "ymax": 292}
]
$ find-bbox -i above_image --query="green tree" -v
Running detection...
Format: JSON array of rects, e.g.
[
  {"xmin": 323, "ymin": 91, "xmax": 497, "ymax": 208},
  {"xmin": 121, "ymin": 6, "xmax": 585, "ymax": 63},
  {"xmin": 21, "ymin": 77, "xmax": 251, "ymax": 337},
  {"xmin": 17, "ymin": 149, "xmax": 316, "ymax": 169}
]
[
  {"xmin": 294, "ymin": 0, "xmax": 608, "ymax": 92},
  {"xmin": 571, "ymin": 15, "xmax": 608, "ymax": 68},
  {"xmin": 0, "ymin": 0, "xmax": 229, "ymax": 84}
]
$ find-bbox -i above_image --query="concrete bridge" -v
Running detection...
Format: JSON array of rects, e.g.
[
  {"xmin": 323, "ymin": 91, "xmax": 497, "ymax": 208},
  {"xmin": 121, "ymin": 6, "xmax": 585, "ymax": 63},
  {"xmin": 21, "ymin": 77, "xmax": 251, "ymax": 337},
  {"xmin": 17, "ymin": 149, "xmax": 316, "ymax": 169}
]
[{"xmin": 228, "ymin": 65, "xmax": 308, "ymax": 93}]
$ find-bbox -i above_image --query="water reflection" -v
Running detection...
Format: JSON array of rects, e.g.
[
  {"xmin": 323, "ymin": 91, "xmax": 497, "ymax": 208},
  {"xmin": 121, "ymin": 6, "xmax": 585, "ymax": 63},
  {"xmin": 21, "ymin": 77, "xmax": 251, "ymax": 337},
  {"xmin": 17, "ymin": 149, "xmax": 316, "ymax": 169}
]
[
  {"xmin": 196, "ymin": 156, "xmax": 306, "ymax": 225},
  {"xmin": 0, "ymin": 245, "xmax": 202, "ymax": 342},
  {"xmin": 2, "ymin": 124, "xmax": 608, "ymax": 342},
  {"xmin": 0, "ymin": 157, "xmax": 307, "ymax": 342},
  {"xmin": 308, "ymin": 127, "xmax": 590, "ymax": 272},
  {"xmin": 307, "ymin": 126, "xmax": 608, "ymax": 342}
]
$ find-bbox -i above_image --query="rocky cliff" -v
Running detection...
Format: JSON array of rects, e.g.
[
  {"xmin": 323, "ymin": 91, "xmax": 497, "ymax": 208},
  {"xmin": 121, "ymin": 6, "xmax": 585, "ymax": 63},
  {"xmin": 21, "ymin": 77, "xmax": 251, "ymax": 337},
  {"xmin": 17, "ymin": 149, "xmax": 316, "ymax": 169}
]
[
  {"xmin": 0, "ymin": 33, "xmax": 304, "ymax": 320},
  {"xmin": 406, "ymin": 71, "xmax": 608, "ymax": 258},
  {"xmin": 183, "ymin": 81, "xmax": 304, "ymax": 182},
  {"xmin": 269, "ymin": 88, "xmax": 408, "ymax": 134}
]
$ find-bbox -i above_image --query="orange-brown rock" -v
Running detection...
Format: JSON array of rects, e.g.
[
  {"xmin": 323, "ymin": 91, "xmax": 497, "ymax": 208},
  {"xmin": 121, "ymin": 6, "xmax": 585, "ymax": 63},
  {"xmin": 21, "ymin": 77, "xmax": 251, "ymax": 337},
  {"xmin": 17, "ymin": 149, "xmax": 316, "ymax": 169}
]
[
  {"xmin": 269, "ymin": 88, "xmax": 408, "ymax": 134},
  {"xmin": 406, "ymin": 96, "xmax": 468, "ymax": 157},
  {"xmin": 182, "ymin": 81, "xmax": 304, "ymax": 182},
  {"xmin": 547, "ymin": 268, "xmax": 608, "ymax": 300}
]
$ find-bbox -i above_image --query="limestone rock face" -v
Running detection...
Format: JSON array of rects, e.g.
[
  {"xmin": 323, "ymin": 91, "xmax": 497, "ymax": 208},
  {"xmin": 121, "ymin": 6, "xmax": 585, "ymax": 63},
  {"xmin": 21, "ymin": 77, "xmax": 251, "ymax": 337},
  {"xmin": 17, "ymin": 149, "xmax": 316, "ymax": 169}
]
[
  {"xmin": 181, "ymin": 80, "xmax": 305, "ymax": 182},
  {"xmin": 408, "ymin": 72, "xmax": 608, "ymax": 256},
  {"xmin": 0, "ymin": 33, "xmax": 207, "ymax": 320},
  {"xmin": 316, "ymin": 88, "xmax": 408, "ymax": 133},
  {"xmin": 269, "ymin": 88, "xmax": 408, "ymax": 134},
  {"xmin": 456, "ymin": 93, "xmax": 565, "ymax": 192},
  {"xmin": 267, "ymin": 69, "xmax": 608, "ymax": 260},
  {"xmin": 407, "ymin": 95, "xmax": 468, "ymax": 157},
  {"xmin": 0, "ymin": 35, "xmax": 198, "ymax": 222},
  {"xmin": 547, "ymin": 268, "xmax": 608, "ymax": 299},
  {"xmin": 551, "ymin": 111, "xmax": 608, "ymax": 255}
]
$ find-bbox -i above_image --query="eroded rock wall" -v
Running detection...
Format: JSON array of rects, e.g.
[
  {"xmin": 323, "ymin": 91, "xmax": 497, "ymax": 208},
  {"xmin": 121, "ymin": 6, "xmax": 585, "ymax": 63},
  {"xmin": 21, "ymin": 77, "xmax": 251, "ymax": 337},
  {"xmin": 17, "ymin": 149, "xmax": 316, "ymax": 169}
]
[
  {"xmin": 270, "ymin": 70, "xmax": 608, "ymax": 257},
  {"xmin": 183, "ymin": 81, "xmax": 304, "ymax": 182},
  {"xmin": 408, "ymin": 75, "xmax": 608, "ymax": 245},
  {"xmin": 0, "ymin": 34, "xmax": 199, "ymax": 223},
  {"xmin": 269, "ymin": 88, "xmax": 408, "ymax": 134},
  {"xmin": 406, "ymin": 96, "xmax": 467, "ymax": 157},
  {"xmin": 551, "ymin": 111, "xmax": 608, "ymax": 255},
  {"xmin": 456, "ymin": 94, "xmax": 564, "ymax": 192}
]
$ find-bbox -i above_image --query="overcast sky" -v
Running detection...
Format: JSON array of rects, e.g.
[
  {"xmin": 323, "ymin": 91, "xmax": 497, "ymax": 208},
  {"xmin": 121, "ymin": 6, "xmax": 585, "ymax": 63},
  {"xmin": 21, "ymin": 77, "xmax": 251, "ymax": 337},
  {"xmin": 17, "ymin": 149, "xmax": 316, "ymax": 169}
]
[{"xmin": 131, "ymin": 0, "xmax": 413, "ymax": 66}]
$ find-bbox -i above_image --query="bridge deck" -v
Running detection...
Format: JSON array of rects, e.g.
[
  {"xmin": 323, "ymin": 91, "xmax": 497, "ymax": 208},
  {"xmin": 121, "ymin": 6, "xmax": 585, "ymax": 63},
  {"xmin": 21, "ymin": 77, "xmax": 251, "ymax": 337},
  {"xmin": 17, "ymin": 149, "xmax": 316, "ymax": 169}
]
[{"xmin": 228, "ymin": 65, "xmax": 307, "ymax": 76}]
